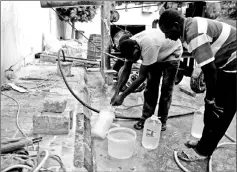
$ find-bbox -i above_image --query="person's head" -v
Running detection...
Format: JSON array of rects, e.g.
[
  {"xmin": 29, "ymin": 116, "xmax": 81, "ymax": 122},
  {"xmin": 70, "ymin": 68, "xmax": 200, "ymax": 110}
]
[
  {"xmin": 117, "ymin": 32, "xmax": 132, "ymax": 50},
  {"xmin": 159, "ymin": 9, "xmax": 184, "ymax": 41},
  {"xmin": 119, "ymin": 39, "xmax": 141, "ymax": 63}
]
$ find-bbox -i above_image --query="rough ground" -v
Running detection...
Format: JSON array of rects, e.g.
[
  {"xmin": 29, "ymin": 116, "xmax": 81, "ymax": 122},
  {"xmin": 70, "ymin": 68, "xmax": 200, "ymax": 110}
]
[
  {"xmin": 1, "ymin": 63, "xmax": 236, "ymax": 172},
  {"xmin": 1, "ymin": 63, "xmax": 88, "ymax": 172},
  {"xmin": 87, "ymin": 71, "xmax": 236, "ymax": 172}
]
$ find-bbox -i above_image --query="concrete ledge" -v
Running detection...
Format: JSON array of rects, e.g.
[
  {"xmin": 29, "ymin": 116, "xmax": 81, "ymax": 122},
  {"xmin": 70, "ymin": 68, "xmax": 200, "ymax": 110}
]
[
  {"xmin": 73, "ymin": 69, "xmax": 97, "ymax": 172},
  {"xmin": 101, "ymin": 69, "xmax": 117, "ymax": 86}
]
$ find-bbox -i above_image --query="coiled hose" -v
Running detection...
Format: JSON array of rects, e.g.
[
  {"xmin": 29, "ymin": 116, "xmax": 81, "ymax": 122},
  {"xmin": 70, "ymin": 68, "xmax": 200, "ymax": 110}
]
[{"xmin": 2, "ymin": 150, "xmax": 66, "ymax": 172}]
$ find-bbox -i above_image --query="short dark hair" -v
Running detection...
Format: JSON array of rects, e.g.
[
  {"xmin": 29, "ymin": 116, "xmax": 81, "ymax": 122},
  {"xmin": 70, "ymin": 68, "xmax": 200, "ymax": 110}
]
[
  {"xmin": 119, "ymin": 39, "xmax": 136, "ymax": 58},
  {"xmin": 159, "ymin": 9, "xmax": 184, "ymax": 29},
  {"xmin": 118, "ymin": 33, "xmax": 132, "ymax": 50}
]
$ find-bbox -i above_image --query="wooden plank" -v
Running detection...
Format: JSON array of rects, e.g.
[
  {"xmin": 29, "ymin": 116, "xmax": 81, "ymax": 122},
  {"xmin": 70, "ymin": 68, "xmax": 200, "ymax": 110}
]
[{"xmin": 40, "ymin": 1, "xmax": 102, "ymax": 8}]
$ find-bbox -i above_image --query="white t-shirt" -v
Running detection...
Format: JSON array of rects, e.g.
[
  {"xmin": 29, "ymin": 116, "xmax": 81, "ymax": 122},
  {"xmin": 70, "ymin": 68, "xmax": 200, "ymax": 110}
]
[{"xmin": 131, "ymin": 28, "xmax": 183, "ymax": 66}]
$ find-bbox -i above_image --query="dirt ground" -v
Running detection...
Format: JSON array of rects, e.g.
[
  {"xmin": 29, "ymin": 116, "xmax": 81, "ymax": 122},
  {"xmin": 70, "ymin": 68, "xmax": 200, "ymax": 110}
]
[
  {"xmin": 1, "ymin": 63, "xmax": 88, "ymax": 171},
  {"xmin": 1, "ymin": 64, "xmax": 236, "ymax": 172}
]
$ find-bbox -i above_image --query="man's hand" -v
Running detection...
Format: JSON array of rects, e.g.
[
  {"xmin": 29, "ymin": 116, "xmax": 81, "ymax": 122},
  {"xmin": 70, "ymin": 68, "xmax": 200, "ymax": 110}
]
[
  {"xmin": 111, "ymin": 61, "xmax": 133, "ymax": 104},
  {"xmin": 110, "ymin": 93, "xmax": 117, "ymax": 105},
  {"xmin": 203, "ymin": 99, "xmax": 223, "ymax": 126},
  {"xmin": 110, "ymin": 95, "xmax": 125, "ymax": 106}
]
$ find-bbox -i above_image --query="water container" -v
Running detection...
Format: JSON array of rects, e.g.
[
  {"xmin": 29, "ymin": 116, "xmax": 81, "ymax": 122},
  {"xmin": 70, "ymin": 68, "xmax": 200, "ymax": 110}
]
[
  {"xmin": 107, "ymin": 127, "xmax": 137, "ymax": 159},
  {"xmin": 191, "ymin": 108, "xmax": 204, "ymax": 138},
  {"xmin": 91, "ymin": 107, "xmax": 115, "ymax": 139},
  {"xmin": 142, "ymin": 115, "xmax": 162, "ymax": 150},
  {"xmin": 75, "ymin": 30, "xmax": 84, "ymax": 40}
]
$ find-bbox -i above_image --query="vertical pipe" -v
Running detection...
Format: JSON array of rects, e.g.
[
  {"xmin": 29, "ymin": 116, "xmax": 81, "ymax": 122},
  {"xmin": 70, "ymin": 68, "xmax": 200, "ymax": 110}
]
[{"xmin": 101, "ymin": 1, "xmax": 112, "ymax": 70}]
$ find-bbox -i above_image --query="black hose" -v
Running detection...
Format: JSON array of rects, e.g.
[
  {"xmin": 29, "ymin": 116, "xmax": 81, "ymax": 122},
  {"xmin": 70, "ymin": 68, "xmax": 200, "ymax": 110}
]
[
  {"xmin": 57, "ymin": 49, "xmax": 196, "ymax": 121},
  {"xmin": 114, "ymin": 116, "xmax": 141, "ymax": 120},
  {"xmin": 168, "ymin": 112, "xmax": 195, "ymax": 119},
  {"xmin": 57, "ymin": 49, "xmax": 143, "ymax": 120},
  {"xmin": 57, "ymin": 49, "xmax": 100, "ymax": 113}
]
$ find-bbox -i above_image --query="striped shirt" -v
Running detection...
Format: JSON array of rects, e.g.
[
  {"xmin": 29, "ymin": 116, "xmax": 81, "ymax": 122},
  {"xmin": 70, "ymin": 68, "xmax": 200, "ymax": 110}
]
[{"xmin": 182, "ymin": 17, "xmax": 236, "ymax": 73}]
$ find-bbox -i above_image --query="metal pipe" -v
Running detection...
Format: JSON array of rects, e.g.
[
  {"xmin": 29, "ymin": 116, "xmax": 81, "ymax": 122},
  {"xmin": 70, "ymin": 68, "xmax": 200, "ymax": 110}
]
[
  {"xmin": 40, "ymin": 1, "xmax": 102, "ymax": 8},
  {"xmin": 116, "ymin": 4, "xmax": 159, "ymax": 11}
]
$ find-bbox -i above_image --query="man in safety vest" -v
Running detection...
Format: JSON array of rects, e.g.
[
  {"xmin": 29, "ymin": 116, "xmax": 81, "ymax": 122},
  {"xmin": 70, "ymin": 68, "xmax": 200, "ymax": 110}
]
[{"xmin": 159, "ymin": 9, "xmax": 236, "ymax": 161}]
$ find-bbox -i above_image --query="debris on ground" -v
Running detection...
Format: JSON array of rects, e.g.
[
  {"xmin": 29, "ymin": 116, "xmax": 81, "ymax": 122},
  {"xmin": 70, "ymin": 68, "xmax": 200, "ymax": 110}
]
[
  {"xmin": 179, "ymin": 87, "xmax": 196, "ymax": 97},
  {"xmin": 7, "ymin": 83, "xmax": 29, "ymax": 93},
  {"xmin": 1, "ymin": 84, "xmax": 12, "ymax": 91}
]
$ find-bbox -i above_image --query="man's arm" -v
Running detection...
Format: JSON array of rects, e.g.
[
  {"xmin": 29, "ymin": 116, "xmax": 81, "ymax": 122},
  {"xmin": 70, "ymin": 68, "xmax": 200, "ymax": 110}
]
[
  {"xmin": 120, "ymin": 64, "xmax": 149, "ymax": 98},
  {"xmin": 172, "ymin": 40, "xmax": 183, "ymax": 58},
  {"xmin": 201, "ymin": 61, "xmax": 217, "ymax": 101},
  {"xmin": 114, "ymin": 61, "xmax": 133, "ymax": 96},
  {"xmin": 190, "ymin": 37, "xmax": 216, "ymax": 101}
]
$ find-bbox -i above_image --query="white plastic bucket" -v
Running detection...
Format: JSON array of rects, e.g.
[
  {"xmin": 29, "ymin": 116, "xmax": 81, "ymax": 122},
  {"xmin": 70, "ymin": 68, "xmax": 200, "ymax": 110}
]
[{"xmin": 107, "ymin": 127, "xmax": 137, "ymax": 159}]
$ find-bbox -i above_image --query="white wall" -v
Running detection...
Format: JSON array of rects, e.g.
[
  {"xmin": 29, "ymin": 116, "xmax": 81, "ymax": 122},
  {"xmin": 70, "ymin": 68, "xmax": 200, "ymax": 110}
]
[
  {"xmin": 1, "ymin": 2, "xmax": 161, "ymax": 83},
  {"xmin": 1, "ymin": 1, "xmax": 60, "ymax": 83}
]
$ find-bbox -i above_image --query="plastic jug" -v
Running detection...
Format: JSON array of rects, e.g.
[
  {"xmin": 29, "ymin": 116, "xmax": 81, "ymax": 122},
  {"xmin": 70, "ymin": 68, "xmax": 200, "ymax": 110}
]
[
  {"xmin": 191, "ymin": 109, "xmax": 204, "ymax": 139},
  {"xmin": 142, "ymin": 115, "xmax": 162, "ymax": 150},
  {"xmin": 91, "ymin": 106, "xmax": 115, "ymax": 139}
]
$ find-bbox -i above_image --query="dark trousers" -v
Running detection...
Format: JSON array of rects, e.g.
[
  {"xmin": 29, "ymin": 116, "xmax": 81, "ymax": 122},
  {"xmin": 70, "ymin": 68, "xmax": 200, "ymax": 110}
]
[
  {"xmin": 141, "ymin": 60, "xmax": 180, "ymax": 124},
  {"xmin": 196, "ymin": 70, "xmax": 236, "ymax": 156}
]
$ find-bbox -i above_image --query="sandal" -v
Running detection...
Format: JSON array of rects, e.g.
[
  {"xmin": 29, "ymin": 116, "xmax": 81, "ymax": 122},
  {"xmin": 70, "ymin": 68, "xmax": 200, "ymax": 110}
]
[
  {"xmin": 134, "ymin": 119, "xmax": 145, "ymax": 130},
  {"xmin": 177, "ymin": 148, "xmax": 208, "ymax": 162}
]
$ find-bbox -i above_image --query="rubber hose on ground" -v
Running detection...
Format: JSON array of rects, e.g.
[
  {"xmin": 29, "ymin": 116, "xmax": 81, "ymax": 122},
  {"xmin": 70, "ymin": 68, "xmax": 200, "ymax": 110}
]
[
  {"xmin": 32, "ymin": 150, "xmax": 49, "ymax": 172},
  {"xmin": 208, "ymin": 142, "xmax": 236, "ymax": 172},
  {"xmin": 1, "ymin": 165, "xmax": 32, "ymax": 172}
]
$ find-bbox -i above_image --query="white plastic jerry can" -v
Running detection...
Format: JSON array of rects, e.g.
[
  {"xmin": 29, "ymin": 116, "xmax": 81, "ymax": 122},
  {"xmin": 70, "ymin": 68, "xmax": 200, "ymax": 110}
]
[
  {"xmin": 91, "ymin": 106, "xmax": 115, "ymax": 139},
  {"xmin": 191, "ymin": 109, "xmax": 204, "ymax": 139},
  {"xmin": 142, "ymin": 115, "xmax": 162, "ymax": 150}
]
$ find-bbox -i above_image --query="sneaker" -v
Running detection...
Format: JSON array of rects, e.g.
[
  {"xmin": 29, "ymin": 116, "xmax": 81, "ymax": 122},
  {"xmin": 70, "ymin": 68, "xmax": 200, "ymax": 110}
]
[{"xmin": 161, "ymin": 123, "xmax": 166, "ymax": 131}]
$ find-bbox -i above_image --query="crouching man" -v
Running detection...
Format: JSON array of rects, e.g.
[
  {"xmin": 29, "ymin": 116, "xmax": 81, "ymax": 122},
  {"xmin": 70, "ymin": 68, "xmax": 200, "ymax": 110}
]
[{"xmin": 110, "ymin": 28, "xmax": 183, "ymax": 131}]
